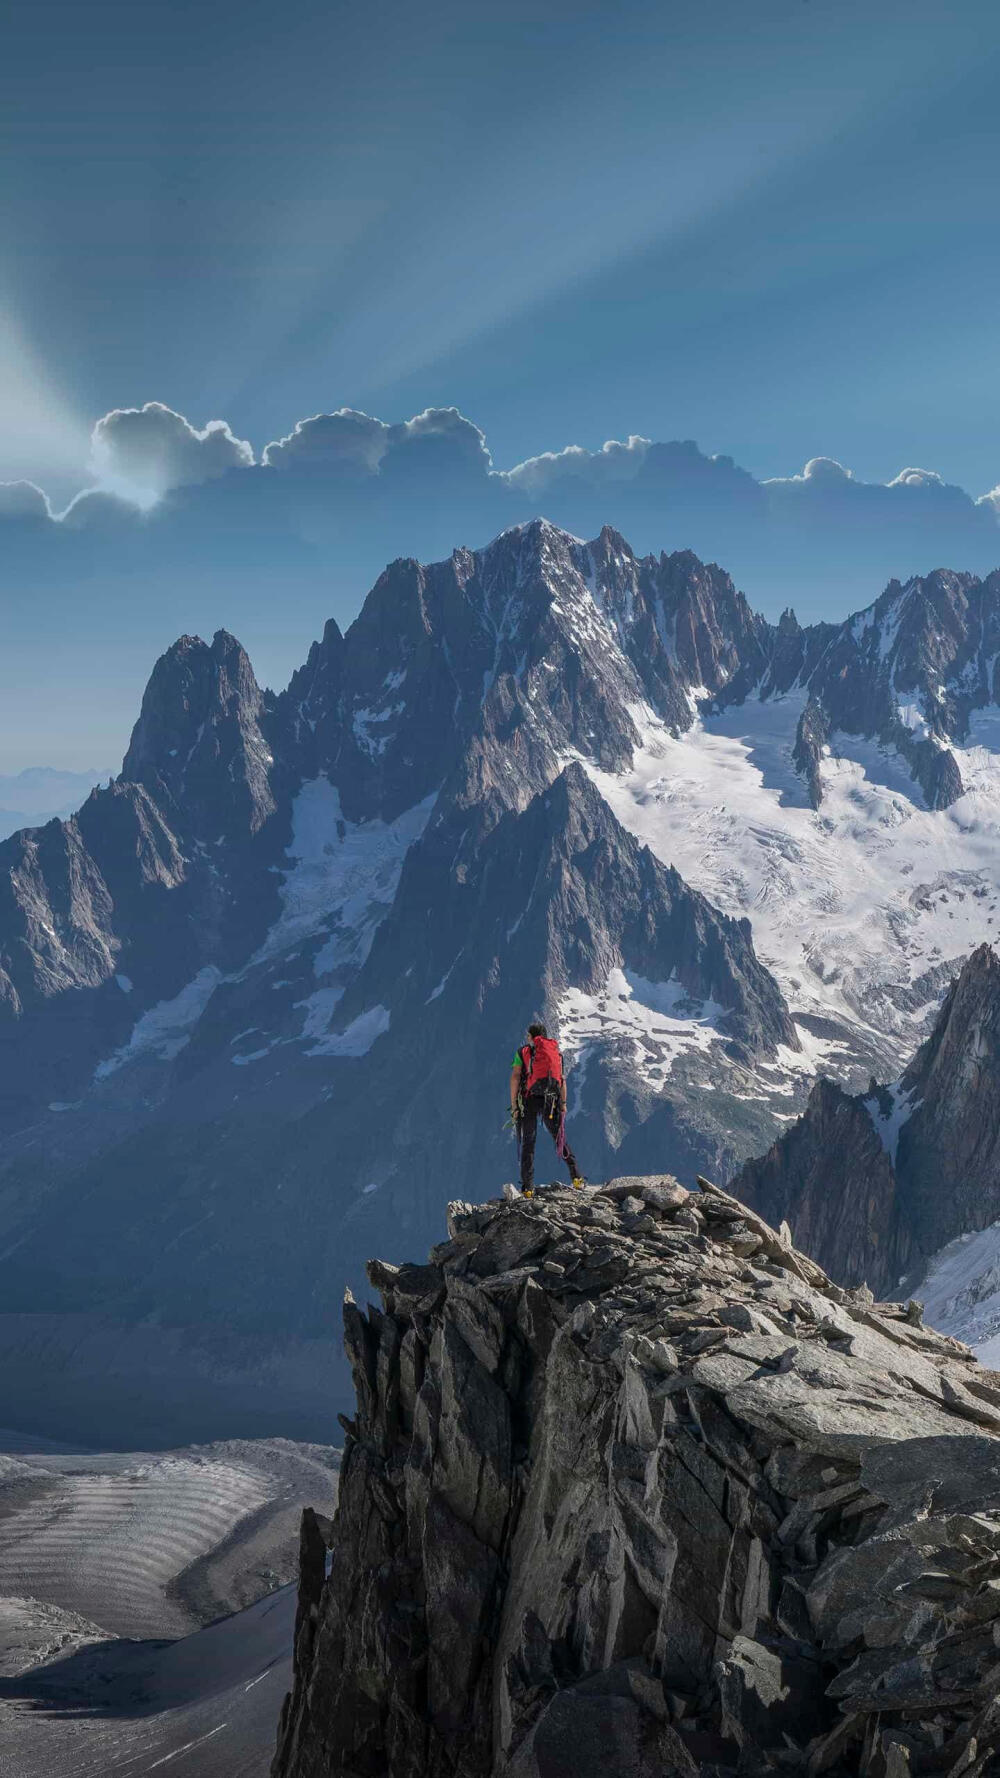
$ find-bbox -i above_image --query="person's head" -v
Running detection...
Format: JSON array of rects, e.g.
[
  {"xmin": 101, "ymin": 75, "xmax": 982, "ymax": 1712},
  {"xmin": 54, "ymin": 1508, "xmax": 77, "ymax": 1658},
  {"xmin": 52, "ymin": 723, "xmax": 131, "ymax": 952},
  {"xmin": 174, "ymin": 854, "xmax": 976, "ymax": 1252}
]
[{"xmin": 527, "ymin": 1020, "xmax": 547, "ymax": 1040}]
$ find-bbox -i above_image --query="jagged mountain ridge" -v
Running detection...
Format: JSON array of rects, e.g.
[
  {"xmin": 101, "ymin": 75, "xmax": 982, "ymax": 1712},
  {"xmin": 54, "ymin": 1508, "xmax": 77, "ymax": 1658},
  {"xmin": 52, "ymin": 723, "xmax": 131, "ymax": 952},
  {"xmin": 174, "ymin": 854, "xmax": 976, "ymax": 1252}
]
[
  {"xmin": 3, "ymin": 519, "xmax": 1000, "ymax": 1437},
  {"xmin": 273, "ymin": 1176, "xmax": 1000, "ymax": 1778},
  {"xmin": 5, "ymin": 521, "xmax": 1000, "ymax": 1124},
  {"xmin": 731, "ymin": 943, "xmax": 1000, "ymax": 1315}
]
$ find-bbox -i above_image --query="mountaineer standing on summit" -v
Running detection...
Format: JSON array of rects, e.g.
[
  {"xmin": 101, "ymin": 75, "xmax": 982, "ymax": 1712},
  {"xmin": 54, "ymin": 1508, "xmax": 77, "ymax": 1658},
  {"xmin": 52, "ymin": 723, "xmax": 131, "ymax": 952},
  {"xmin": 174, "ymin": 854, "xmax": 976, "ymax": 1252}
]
[{"xmin": 510, "ymin": 1021, "xmax": 584, "ymax": 1195}]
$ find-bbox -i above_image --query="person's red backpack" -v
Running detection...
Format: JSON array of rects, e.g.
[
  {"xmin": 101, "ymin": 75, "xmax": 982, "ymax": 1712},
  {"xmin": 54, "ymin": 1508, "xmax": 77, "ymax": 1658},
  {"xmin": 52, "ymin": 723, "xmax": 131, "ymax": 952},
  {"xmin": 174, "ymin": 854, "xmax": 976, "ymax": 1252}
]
[{"xmin": 521, "ymin": 1035, "xmax": 563, "ymax": 1098}]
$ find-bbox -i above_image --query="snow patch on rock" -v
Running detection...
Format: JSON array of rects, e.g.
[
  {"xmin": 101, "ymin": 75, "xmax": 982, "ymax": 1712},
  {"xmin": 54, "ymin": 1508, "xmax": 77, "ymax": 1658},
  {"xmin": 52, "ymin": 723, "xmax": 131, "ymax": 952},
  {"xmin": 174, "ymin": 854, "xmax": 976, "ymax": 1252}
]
[
  {"xmin": 559, "ymin": 965, "xmax": 725, "ymax": 1089},
  {"xmin": 863, "ymin": 1083, "xmax": 919, "ymax": 1163},
  {"xmin": 301, "ymin": 1001, "xmax": 390, "ymax": 1059},
  {"xmin": 94, "ymin": 966, "xmax": 222, "ymax": 1080},
  {"xmin": 253, "ymin": 779, "xmax": 435, "ymax": 984}
]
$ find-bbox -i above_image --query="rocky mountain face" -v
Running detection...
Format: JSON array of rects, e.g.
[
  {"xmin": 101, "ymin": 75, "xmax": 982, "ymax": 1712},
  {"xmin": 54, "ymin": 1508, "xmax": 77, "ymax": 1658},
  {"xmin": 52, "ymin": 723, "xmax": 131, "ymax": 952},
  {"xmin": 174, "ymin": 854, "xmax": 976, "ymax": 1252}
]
[
  {"xmin": 0, "ymin": 628, "xmax": 287, "ymax": 1127},
  {"xmin": 729, "ymin": 1078, "xmax": 910, "ymax": 1296},
  {"xmin": 895, "ymin": 943, "xmax": 1000, "ymax": 1260},
  {"xmin": 273, "ymin": 1176, "xmax": 1000, "ymax": 1778},
  {"xmin": 732, "ymin": 945, "xmax": 1000, "ymax": 1305},
  {"xmin": 3, "ymin": 519, "xmax": 1000, "ymax": 1440},
  {"xmin": 741, "ymin": 566, "xmax": 1000, "ymax": 811},
  {"xmin": 122, "ymin": 627, "xmax": 283, "ymax": 839}
]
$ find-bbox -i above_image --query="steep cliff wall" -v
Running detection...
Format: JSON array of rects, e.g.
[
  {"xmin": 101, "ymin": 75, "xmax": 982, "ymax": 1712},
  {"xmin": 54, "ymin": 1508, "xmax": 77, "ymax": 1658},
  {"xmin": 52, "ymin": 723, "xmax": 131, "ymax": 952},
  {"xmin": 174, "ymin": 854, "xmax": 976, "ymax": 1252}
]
[
  {"xmin": 731, "ymin": 945, "xmax": 1000, "ymax": 1303},
  {"xmin": 273, "ymin": 1177, "xmax": 1000, "ymax": 1778}
]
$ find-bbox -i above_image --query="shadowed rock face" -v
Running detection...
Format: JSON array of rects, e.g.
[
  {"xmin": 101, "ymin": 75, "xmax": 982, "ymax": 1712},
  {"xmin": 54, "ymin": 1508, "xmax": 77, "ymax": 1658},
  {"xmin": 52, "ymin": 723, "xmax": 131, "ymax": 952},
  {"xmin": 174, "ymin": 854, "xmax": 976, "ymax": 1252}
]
[
  {"xmin": 351, "ymin": 760, "xmax": 798, "ymax": 1079},
  {"xmin": 272, "ymin": 1178, "xmax": 1000, "ymax": 1778},
  {"xmin": 732, "ymin": 1077, "xmax": 909, "ymax": 1291},
  {"xmin": 122, "ymin": 628, "xmax": 284, "ymax": 840},
  {"xmin": 731, "ymin": 945, "xmax": 1000, "ymax": 1299},
  {"xmin": 791, "ymin": 696, "xmax": 830, "ymax": 809},
  {"xmin": 897, "ymin": 943, "xmax": 1000, "ymax": 1256}
]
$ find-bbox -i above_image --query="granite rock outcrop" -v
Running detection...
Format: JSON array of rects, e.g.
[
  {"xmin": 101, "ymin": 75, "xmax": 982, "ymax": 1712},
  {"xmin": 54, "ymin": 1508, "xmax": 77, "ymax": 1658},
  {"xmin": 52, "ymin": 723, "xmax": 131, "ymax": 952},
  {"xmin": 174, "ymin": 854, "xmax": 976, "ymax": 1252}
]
[{"xmin": 273, "ymin": 1175, "xmax": 1000, "ymax": 1778}]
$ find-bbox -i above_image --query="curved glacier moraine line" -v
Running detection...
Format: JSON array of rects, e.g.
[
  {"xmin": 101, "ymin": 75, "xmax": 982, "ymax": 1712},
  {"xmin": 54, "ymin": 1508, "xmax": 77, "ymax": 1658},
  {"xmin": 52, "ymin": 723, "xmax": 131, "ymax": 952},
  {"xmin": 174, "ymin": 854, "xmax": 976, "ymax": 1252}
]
[{"xmin": 0, "ymin": 1454, "xmax": 273, "ymax": 1638}]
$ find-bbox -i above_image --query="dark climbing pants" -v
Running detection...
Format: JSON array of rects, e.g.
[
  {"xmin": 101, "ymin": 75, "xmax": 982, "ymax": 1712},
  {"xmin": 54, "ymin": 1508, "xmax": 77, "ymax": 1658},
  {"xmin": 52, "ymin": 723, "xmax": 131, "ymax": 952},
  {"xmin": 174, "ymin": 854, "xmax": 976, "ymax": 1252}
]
[{"xmin": 519, "ymin": 1093, "xmax": 579, "ymax": 1190}]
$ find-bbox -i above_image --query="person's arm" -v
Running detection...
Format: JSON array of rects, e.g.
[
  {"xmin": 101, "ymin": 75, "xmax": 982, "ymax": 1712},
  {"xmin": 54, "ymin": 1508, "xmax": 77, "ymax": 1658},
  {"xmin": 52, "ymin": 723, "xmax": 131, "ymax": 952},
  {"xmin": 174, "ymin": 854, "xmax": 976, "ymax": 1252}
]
[
  {"xmin": 560, "ymin": 1062, "xmax": 568, "ymax": 1112},
  {"xmin": 510, "ymin": 1065, "xmax": 522, "ymax": 1117}
]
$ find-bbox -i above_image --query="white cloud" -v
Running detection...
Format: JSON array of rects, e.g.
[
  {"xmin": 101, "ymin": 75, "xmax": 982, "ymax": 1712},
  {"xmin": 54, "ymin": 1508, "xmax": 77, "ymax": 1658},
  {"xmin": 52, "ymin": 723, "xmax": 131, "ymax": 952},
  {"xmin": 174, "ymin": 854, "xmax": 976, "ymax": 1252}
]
[
  {"xmin": 388, "ymin": 406, "xmax": 492, "ymax": 472},
  {"xmin": 505, "ymin": 435, "xmax": 651, "ymax": 494},
  {"xmin": 2, "ymin": 398, "xmax": 998, "ymax": 586},
  {"xmin": 58, "ymin": 488, "xmax": 146, "ymax": 529},
  {"xmin": 765, "ymin": 456, "xmax": 855, "ymax": 488},
  {"xmin": 262, "ymin": 408, "xmax": 390, "ymax": 473},
  {"xmin": 763, "ymin": 456, "xmax": 992, "ymax": 523},
  {"xmin": 91, "ymin": 402, "xmax": 254, "ymax": 507},
  {"xmin": 0, "ymin": 480, "xmax": 50, "ymax": 519},
  {"xmin": 887, "ymin": 466, "xmax": 946, "ymax": 489},
  {"xmin": 263, "ymin": 404, "xmax": 492, "ymax": 483}
]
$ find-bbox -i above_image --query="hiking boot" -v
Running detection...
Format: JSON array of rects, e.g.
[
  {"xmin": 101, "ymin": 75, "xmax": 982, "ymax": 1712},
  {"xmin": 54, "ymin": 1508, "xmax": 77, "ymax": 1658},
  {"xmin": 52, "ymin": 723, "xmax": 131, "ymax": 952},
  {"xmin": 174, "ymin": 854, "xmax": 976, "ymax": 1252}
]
[
  {"xmin": 571, "ymin": 1177, "xmax": 586, "ymax": 1190},
  {"xmin": 522, "ymin": 1187, "xmax": 534, "ymax": 1198}
]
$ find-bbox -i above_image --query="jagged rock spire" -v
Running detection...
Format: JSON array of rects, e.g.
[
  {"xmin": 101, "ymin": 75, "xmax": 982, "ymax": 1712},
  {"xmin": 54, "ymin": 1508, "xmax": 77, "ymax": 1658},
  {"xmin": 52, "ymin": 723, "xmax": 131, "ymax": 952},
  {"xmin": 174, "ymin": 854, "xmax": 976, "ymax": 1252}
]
[{"xmin": 122, "ymin": 628, "xmax": 279, "ymax": 836}]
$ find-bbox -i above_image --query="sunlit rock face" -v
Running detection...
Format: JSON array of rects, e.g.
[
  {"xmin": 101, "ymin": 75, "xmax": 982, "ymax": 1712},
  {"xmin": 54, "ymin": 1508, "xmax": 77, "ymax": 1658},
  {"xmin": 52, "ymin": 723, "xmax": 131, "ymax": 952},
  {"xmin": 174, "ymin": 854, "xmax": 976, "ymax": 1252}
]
[{"xmin": 273, "ymin": 1177, "xmax": 1000, "ymax": 1778}]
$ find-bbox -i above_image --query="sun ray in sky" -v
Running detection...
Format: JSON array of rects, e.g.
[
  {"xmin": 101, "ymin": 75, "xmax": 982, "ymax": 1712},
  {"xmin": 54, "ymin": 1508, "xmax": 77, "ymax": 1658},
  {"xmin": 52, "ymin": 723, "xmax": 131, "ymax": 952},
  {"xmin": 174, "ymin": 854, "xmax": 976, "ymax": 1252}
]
[{"xmin": 0, "ymin": 304, "xmax": 91, "ymax": 499}]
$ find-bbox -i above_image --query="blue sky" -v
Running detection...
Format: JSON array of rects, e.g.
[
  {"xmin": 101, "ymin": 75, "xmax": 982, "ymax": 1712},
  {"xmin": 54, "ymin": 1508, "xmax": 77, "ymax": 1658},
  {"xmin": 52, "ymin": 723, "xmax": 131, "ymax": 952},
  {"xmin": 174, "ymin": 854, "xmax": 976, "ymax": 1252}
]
[{"xmin": 2, "ymin": 0, "xmax": 1000, "ymax": 767}]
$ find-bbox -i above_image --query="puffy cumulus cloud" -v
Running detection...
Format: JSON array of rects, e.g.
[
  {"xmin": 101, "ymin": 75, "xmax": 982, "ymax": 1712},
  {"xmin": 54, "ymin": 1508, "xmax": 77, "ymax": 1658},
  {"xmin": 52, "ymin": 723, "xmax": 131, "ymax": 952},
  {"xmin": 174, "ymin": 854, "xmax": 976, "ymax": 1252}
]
[
  {"xmin": 505, "ymin": 435, "xmax": 651, "ymax": 495},
  {"xmin": 502, "ymin": 437, "xmax": 762, "ymax": 520},
  {"xmin": 262, "ymin": 408, "xmax": 391, "ymax": 474},
  {"xmin": 766, "ymin": 456, "xmax": 855, "ymax": 488},
  {"xmin": 2, "ymin": 401, "xmax": 998, "ymax": 624},
  {"xmin": 91, "ymin": 402, "xmax": 254, "ymax": 506},
  {"xmin": 60, "ymin": 488, "xmax": 146, "ymax": 530},
  {"xmin": 765, "ymin": 457, "xmax": 985, "ymax": 523},
  {"xmin": 0, "ymin": 480, "xmax": 50, "ymax": 520},
  {"xmin": 263, "ymin": 405, "xmax": 492, "ymax": 484},
  {"xmin": 888, "ymin": 466, "xmax": 946, "ymax": 489},
  {"xmin": 380, "ymin": 407, "xmax": 492, "ymax": 485}
]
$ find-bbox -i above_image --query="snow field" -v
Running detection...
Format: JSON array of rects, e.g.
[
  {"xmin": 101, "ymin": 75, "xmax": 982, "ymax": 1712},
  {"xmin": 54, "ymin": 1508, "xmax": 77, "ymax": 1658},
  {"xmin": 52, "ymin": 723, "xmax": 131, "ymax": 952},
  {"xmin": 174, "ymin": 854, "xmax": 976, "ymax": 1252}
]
[
  {"xmin": 915, "ymin": 1221, "xmax": 1000, "ymax": 1366},
  {"xmin": 583, "ymin": 695, "xmax": 1000, "ymax": 1077},
  {"xmin": 558, "ymin": 967, "xmax": 725, "ymax": 1091}
]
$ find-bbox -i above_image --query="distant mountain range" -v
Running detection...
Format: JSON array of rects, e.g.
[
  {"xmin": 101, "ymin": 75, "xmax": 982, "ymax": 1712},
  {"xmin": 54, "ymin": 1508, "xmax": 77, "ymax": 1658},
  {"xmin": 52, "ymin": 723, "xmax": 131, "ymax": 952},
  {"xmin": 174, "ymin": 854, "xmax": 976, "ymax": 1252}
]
[
  {"xmin": 0, "ymin": 766, "xmax": 109, "ymax": 841},
  {"xmin": 2, "ymin": 519, "xmax": 1000, "ymax": 1441}
]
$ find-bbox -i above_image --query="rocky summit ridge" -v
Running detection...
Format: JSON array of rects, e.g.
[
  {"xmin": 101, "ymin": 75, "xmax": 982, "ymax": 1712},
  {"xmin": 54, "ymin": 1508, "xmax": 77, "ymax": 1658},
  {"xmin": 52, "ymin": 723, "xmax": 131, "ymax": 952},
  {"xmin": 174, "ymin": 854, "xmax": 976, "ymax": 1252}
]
[{"xmin": 272, "ymin": 1175, "xmax": 1000, "ymax": 1778}]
